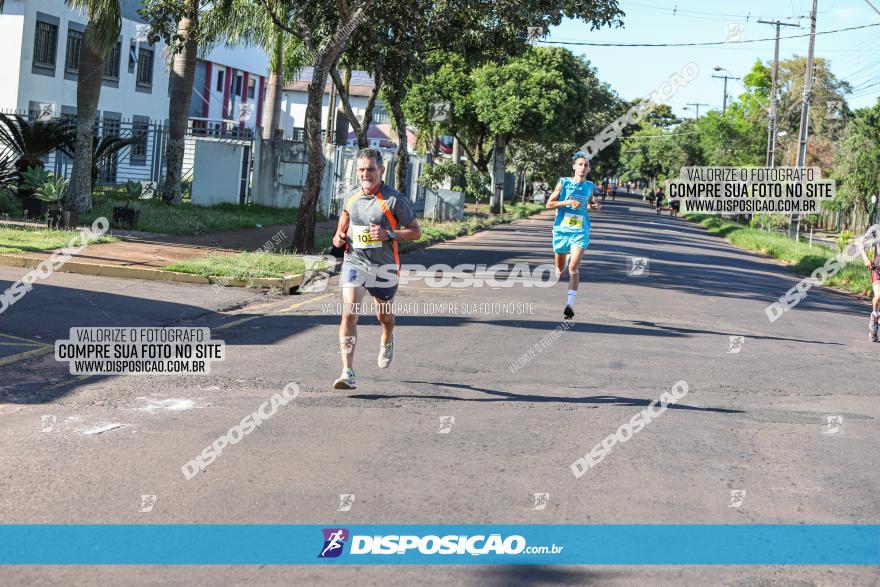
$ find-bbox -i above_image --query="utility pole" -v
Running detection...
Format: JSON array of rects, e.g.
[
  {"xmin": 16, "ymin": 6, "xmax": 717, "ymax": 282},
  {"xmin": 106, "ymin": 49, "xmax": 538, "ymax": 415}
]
[
  {"xmin": 758, "ymin": 19, "xmax": 799, "ymax": 167},
  {"xmin": 711, "ymin": 73, "xmax": 738, "ymax": 114},
  {"xmin": 790, "ymin": 0, "xmax": 818, "ymax": 239},
  {"xmin": 685, "ymin": 102, "xmax": 710, "ymax": 119}
]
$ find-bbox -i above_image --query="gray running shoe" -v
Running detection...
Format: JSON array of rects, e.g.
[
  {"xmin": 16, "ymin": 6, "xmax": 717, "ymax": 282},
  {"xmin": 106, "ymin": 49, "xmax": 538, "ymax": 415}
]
[
  {"xmin": 378, "ymin": 334, "xmax": 395, "ymax": 368},
  {"xmin": 333, "ymin": 368, "xmax": 357, "ymax": 389}
]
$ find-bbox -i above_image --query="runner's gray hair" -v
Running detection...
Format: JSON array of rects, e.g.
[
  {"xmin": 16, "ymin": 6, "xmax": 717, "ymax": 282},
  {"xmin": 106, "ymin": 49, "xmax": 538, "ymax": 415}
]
[{"xmin": 356, "ymin": 148, "xmax": 383, "ymax": 167}]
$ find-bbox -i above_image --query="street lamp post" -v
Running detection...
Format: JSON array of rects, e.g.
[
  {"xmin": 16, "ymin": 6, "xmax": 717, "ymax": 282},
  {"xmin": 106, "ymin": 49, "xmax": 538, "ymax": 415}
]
[
  {"xmin": 712, "ymin": 66, "xmax": 740, "ymax": 115},
  {"xmin": 684, "ymin": 103, "xmax": 709, "ymax": 119}
]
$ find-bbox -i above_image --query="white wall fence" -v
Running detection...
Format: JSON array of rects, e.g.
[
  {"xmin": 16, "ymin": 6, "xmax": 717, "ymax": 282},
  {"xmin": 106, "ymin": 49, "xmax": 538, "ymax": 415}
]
[{"xmin": 3, "ymin": 109, "xmax": 444, "ymax": 218}]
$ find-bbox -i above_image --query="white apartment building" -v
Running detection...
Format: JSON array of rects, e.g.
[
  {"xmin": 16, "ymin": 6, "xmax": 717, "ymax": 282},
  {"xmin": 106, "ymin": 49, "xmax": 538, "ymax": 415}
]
[
  {"xmin": 281, "ymin": 67, "xmax": 392, "ymax": 140},
  {"xmin": 187, "ymin": 44, "xmax": 270, "ymax": 136},
  {"xmin": 0, "ymin": 0, "xmax": 270, "ymax": 184},
  {"xmin": 0, "ymin": 0, "xmax": 170, "ymax": 124}
]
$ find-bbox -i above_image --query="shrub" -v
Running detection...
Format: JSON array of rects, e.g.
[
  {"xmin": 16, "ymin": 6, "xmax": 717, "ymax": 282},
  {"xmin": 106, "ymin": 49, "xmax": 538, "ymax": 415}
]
[
  {"xmin": 34, "ymin": 176, "xmax": 69, "ymax": 210},
  {"xmin": 0, "ymin": 187, "xmax": 21, "ymax": 215}
]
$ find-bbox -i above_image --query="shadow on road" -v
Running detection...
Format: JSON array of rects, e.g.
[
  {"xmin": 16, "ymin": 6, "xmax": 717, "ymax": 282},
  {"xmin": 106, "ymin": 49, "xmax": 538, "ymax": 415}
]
[
  {"xmin": 0, "ymin": 197, "xmax": 862, "ymax": 403},
  {"xmin": 351, "ymin": 380, "xmax": 745, "ymax": 414}
]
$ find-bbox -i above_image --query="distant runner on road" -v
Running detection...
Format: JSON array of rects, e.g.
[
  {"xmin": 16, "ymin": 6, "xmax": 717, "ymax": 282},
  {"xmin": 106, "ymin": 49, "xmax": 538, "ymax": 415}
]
[
  {"xmin": 331, "ymin": 148, "xmax": 421, "ymax": 389},
  {"xmin": 546, "ymin": 151, "xmax": 600, "ymax": 320},
  {"xmin": 654, "ymin": 187, "xmax": 665, "ymax": 215},
  {"xmin": 860, "ymin": 242, "xmax": 880, "ymax": 342}
]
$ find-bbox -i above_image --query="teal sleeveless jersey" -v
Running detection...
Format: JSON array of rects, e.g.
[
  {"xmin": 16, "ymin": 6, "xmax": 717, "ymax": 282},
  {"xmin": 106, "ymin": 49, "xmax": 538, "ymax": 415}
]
[{"xmin": 553, "ymin": 178, "xmax": 594, "ymax": 233}]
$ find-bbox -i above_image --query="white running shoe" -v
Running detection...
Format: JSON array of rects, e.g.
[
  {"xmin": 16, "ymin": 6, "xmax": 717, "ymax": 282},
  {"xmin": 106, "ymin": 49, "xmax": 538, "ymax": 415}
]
[
  {"xmin": 333, "ymin": 368, "xmax": 357, "ymax": 389},
  {"xmin": 378, "ymin": 334, "xmax": 395, "ymax": 368}
]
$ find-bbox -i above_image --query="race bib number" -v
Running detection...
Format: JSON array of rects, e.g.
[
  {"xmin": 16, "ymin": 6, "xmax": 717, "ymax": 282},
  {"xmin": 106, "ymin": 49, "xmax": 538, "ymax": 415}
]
[
  {"xmin": 351, "ymin": 224, "xmax": 382, "ymax": 249},
  {"xmin": 562, "ymin": 213, "xmax": 584, "ymax": 229}
]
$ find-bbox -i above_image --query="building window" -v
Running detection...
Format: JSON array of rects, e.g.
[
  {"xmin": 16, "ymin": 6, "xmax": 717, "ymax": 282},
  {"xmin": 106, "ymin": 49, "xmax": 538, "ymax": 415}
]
[
  {"xmin": 248, "ymin": 78, "xmax": 256, "ymax": 99},
  {"xmin": 235, "ymin": 73, "xmax": 243, "ymax": 97},
  {"xmin": 130, "ymin": 116, "xmax": 149, "ymax": 165},
  {"xmin": 98, "ymin": 113, "xmax": 121, "ymax": 183},
  {"xmin": 64, "ymin": 29, "xmax": 82, "ymax": 72},
  {"xmin": 104, "ymin": 42, "xmax": 121, "ymax": 79},
  {"xmin": 372, "ymin": 101, "xmax": 391, "ymax": 125},
  {"xmin": 136, "ymin": 47, "xmax": 154, "ymax": 87},
  {"xmin": 216, "ymin": 69, "xmax": 224, "ymax": 92},
  {"xmin": 34, "ymin": 20, "xmax": 58, "ymax": 68},
  {"xmin": 128, "ymin": 42, "xmax": 137, "ymax": 73},
  {"xmin": 103, "ymin": 114, "xmax": 120, "ymax": 138}
]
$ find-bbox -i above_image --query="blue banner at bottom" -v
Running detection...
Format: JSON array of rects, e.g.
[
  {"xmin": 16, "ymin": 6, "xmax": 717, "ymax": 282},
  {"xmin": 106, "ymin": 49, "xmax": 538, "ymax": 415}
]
[{"xmin": 0, "ymin": 525, "xmax": 877, "ymax": 564}]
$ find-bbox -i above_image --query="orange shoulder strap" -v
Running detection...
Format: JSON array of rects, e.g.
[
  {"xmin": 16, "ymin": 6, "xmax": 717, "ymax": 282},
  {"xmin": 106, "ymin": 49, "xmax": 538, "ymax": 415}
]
[
  {"xmin": 374, "ymin": 191, "xmax": 400, "ymax": 269},
  {"xmin": 374, "ymin": 191, "xmax": 398, "ymax": 229}
]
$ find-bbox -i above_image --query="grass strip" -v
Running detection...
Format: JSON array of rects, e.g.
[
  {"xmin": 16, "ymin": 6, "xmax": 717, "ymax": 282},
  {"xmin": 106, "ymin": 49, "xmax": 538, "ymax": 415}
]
[
  {"xmin": 0, "ymin": 225, "xmax": 118, "ymax": 254},
  {"xmin": 686, "ymin": 214, "xmax": 874, "ymax": 297},
  {"xmin": 80, "ymin": 195, "xmax": 297, "ymax": 235},
  {"xmin": 163, "ymin": 251, "xmax": 306, "ymax": 280}
]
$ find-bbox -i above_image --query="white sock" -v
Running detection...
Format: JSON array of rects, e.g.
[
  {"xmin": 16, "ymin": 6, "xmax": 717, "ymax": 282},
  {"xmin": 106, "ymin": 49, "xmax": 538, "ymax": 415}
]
[{"xmin": 566, "ymin": 290, "xmax": 577, "ymax": 307}]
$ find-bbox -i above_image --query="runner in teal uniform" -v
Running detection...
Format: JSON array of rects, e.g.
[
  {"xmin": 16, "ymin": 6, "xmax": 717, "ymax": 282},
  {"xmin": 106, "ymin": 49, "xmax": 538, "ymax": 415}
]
[{"xmin": 546, "ymin": 151, "xmax": 600, "ymax": 319}]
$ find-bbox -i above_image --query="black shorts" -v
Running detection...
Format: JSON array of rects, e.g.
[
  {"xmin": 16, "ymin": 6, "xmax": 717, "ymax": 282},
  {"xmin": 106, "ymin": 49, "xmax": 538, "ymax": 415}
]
[{"xmin": 340, "ymin": 262, "xmax": 398, "ymax": 301}]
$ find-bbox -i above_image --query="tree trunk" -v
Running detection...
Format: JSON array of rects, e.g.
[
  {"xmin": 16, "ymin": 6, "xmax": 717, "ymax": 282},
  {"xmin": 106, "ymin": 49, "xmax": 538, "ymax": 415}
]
[
  {"xmin": 492, "ymin": 134, "xmax": 507, "ymax": 215},
  {"xmin": 291, "ymin": 60, "xmax": 333, "ymax": 253},
  {"xmin": 386, "ymin": 89, "xmax": 409, "ymax": 195},
  {"xmin": 325, "ymin": 67, "xmax": 337, "ymax": 144},
  {"xmin": 261, "ymin": 32, "xmax": 283, "ymax": 140},
  {"xmin": 334, "ymin": 67, "xmax": 351, "ymax": 146},
  {"xmin": 163, "ymin": 9, "xmax": 198, "ymax": 205},
  {"xmin": 68, "ymin": 25, "xmax": 105, "ymax": 213},
  {"xmin": 329, "ymin": 65, "xmax": 380, "ymax": 150},
  {"xmin": 283, "ymin": 6, "xmax": 370, "ymax": 252}
]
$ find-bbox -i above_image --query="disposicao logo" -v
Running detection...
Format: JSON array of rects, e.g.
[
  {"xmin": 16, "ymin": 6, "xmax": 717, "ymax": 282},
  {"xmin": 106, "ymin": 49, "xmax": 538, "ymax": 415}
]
[{"xmin": 318, "ymin": 528, "xmax": 349, "ymax": 558}]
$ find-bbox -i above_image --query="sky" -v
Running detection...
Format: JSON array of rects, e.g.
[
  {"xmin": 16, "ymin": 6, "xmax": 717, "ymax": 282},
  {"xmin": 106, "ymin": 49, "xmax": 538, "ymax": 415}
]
[{"xmin": 545, "ymin": 0, "xmax": 880, "ymax": 119}]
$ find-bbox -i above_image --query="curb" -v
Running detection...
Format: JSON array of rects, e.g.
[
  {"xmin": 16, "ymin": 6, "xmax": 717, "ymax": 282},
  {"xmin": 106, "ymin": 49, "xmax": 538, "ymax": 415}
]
[
  {"xmin": 0, "ymin": 254, "xmax": 305, "ymax": 294},
  {"xmin": 0, "ymin": 210, "xmax": 547, "ymax": 294}
]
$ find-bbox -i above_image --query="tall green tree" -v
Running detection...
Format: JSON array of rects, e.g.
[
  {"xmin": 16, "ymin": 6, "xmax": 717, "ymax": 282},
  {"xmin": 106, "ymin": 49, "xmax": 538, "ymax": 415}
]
[
  {"xmin": 66, "ymin": 0, "xmax": 122, "ymax": 212},
  {"xmin": 773, "ymin": 56, "xmax": 851, "ymax": 166},
  {"xmin": 141, "ymin": 0, "xmax": 205, "ymax": 205},
  {"xmin": 834, "ymin": 99, "xmax": 880, "ymax": 217},
  {"xmin": 256, "ymin": 0, "xmax": 373, "ymax": 253},
  {"xmin": 619, "ymin": 115, "xmax": 705, "ymax": 185}
]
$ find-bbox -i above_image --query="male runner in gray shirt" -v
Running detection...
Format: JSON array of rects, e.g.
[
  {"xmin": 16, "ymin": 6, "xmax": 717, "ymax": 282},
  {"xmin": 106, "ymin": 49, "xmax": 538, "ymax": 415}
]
[{"xmin": 331, "ymin": 148, "xmax": 421, "ymax": 389}]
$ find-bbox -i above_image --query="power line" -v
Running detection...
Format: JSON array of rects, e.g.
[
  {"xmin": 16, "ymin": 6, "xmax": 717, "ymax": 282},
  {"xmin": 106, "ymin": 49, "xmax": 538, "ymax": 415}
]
[
  {"xmin": 622, "ymin": 0, "xmax": 796, "ymax": 22},
  {"xmin": 544, "ymin": 22, "xmax": 880, "ymax": 48}
]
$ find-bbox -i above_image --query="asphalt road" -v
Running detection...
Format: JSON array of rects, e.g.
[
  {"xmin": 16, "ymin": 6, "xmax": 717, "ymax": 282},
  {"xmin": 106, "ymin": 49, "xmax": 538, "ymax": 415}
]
[{"xmin": 1, "ymin": 198, "xmax": 877, "ymax": 585}]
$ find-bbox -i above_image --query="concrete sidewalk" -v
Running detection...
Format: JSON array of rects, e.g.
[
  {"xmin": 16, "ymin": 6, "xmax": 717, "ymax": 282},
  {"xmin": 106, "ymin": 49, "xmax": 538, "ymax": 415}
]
[{"xmin": 0, "ymin": 222, "xmax": 340, "ymax": 292}]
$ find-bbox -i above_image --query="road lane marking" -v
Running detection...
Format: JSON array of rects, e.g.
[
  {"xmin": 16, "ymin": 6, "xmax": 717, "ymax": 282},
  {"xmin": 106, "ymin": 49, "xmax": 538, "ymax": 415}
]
[
  {"xmin": 0, "ymin": 345, "xmax": 53, "ymax": 367},
  {"xmin": 0, "ymin": 332, "xmax": 48, "ymax": 345},
  {"xmin": 276, "ymin": 293, "xmax": 335, "ymax": 315}
]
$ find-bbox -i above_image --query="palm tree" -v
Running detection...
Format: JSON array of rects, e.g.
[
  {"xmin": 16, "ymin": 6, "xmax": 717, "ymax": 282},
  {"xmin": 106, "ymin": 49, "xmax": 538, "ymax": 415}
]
[
  {"xmin": 0, "ymin": 114, "xmax": 76, "ymax": 175},
  {"xmin": 162, "ymin": 0, "xmax": 199, "ymax": 205},
  {"xmin": 204, "ymin": 1, "xmax": 308, "ymax": 141},
  {"xmin": 66, "ymin": 0, "xmax": 122, "ymax": 213},
  {"xmin": 0, "ymin": 156, "xmax": 16, "ymax": 190}
]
